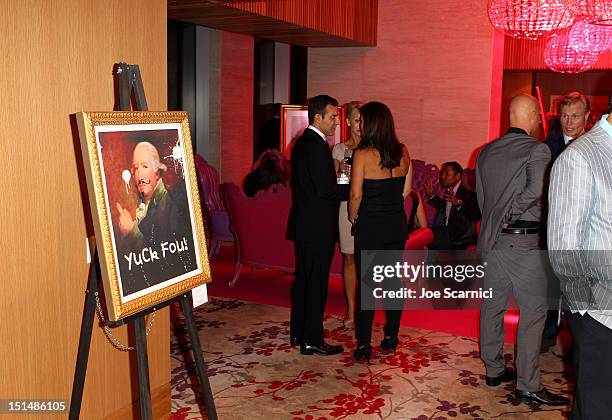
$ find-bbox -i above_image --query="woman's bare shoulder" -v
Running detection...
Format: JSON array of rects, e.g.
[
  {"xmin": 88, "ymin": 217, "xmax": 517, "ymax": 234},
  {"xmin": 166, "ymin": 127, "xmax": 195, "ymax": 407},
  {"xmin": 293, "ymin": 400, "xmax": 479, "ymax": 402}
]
[
  {"xmin": 401, "ymin": 143, "xmax": 410, "ymax": 157},
  {"xmin": 403, "ymin": 144, "xmax": 412, "ymax": 161},
  {"xmin": 355, "ymin": 145, "xmax": 376, "ymax": 157}
]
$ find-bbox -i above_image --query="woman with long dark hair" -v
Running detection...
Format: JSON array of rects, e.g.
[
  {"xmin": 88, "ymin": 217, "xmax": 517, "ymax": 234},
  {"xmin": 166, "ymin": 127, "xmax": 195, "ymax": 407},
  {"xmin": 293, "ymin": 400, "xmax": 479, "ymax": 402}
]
[{"xmin": 348, "ymin": 101, "xmax": 412, "ymax": 361}]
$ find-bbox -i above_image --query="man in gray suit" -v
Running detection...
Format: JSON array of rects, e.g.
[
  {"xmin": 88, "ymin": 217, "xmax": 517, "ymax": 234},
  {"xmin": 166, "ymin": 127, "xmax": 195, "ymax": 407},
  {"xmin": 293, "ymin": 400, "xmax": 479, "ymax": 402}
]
[
  {"xmin": 548, "ymin": 111, "xmax": 612, "ymax": 419},
  {"xmin": 476, "ymin": 94, "xmax": 569, "ymax": 405}
]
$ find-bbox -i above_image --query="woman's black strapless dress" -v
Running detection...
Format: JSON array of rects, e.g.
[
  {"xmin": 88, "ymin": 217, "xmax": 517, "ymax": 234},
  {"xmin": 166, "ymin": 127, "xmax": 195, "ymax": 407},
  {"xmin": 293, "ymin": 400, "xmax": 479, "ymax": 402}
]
[{"xmin": 355, "ymin": 176, "xmax": 409, "ymax": 346}]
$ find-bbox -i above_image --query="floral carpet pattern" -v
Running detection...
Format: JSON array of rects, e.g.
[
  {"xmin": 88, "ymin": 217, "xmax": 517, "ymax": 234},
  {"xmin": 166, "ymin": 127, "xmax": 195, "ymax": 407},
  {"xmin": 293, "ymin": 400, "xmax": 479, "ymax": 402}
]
[{"xmin": 170, "ymin": 298, "xmax": 572, "ymax": 419}]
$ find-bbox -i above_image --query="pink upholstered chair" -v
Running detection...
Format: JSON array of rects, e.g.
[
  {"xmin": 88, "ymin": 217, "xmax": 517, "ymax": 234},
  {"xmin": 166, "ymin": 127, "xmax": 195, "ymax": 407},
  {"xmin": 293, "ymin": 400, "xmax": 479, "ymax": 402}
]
[
  {"xmin": 224, "ymin": 183, "xmax": 296, "ymax": 286},
  {"xmin": 411, "ymin": 159, "xmax": 440, "ymax": 224},
  {"xmin": 461, "ymin": 167, "xmax": 476, "ymax": 191},
  {"xmin": 194, "ymin": 155, "xmax": 234, "ymax": 258}
]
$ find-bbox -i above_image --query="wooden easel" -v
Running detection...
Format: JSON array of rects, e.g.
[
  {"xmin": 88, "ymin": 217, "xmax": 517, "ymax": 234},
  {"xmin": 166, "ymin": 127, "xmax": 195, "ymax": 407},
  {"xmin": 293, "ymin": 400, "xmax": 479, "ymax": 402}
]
[{"xmin": 69, "ymin": 63, "xmax": 217, "ymax": 420}]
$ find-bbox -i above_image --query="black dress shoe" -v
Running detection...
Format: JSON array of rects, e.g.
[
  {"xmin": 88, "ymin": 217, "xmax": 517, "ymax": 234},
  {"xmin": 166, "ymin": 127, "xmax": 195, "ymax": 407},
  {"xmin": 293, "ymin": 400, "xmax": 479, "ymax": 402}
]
[
  {"xmin": 290, "ymin": 336, "xmax": 301, "ymax": 346},
  {"xmin": 300, "ymin": 341, "xmax": 343, "ymax": 356},
  {"xmin": 540, "ymin": 336, "xmax": 556, "ymax": 354},
  {"xmin": 380, "ymin": 336, "xmax": 399, "ymax": 353},
  {"xmin": 515, "ymin": 388, "xmax": 570, "ymax": 406},
  {"xmin": 353, "ymin": 343, "xmax": 372, "ymax": 362},
  {"xmin": 485, "ymin": 368, "xmax": 517, "ymax": 386}
]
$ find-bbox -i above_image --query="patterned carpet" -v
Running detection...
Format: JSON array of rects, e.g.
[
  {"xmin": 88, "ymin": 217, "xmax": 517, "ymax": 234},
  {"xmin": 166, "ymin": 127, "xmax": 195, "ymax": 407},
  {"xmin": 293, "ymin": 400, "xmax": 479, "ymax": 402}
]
[{"xmin": 170, "ymin": 297, "xmax": 573, "ymax": 420}]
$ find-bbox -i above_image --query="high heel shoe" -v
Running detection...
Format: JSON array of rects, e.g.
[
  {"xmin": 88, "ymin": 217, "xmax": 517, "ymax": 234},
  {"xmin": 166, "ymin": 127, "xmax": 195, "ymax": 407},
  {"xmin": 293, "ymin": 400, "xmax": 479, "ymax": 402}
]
[
  {"xmin": 353, "ymin": 343, "xmax": 372, "ymax": 362},
  {"xmin": 380, "ymin": 336, "xmax": 399, "ymax": 353},
  {"xmin": 342, "ymin": 318, "xmax": 355, "ymax": 329}
]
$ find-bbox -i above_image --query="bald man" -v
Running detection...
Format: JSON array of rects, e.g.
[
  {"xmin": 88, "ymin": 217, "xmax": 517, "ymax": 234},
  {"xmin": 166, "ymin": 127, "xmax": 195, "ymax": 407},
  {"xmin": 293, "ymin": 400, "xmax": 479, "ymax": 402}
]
[
  {"xmin": 476, "ymin": 94, "xmax": 569, "ymax": 406},
  {"xmin": 116, "ymin": 141, "xmax": 197, "ymax": 295}
]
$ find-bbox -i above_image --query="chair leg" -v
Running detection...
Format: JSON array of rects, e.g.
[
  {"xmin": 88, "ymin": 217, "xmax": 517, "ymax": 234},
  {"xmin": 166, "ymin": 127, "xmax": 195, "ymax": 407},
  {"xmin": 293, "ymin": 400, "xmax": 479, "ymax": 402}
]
[
  {"xmin": 213, "ymin": 240, "xmax": 222, "ymax": 257},
  {"xmin": 229, "ymin": 262, "xmax": 243, "ymax": 288},
  {"xmin": 209, "ymin": 239, "xmax": 219, "ymax": 259}
]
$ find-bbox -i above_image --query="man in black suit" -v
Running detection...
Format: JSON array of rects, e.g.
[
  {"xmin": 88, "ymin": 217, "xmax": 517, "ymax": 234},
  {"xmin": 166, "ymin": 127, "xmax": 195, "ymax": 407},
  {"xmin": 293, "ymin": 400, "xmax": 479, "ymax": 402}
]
[
  {"xmin": 289, "ymin": 95, "xmax": 344, "ymax": 356},
  {"xmin": 424, "ymin": 162, "xmax": 481, "ymax": 250},
  {"xmin": 542, "ymin": 92, "xmax": 591, "ymax": 352},
  {"xmin": 545, "ymin": 91, "xmax": 590, "ymax": 160}
]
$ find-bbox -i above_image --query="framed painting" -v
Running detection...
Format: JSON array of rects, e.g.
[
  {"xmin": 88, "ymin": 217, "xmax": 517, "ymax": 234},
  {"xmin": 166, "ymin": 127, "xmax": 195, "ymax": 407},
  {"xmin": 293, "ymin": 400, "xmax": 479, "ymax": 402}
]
[
  {"xmin": 77, "ymin": 111, "xmax": 210, "ymax": 321},
  {"xmin": 280, "ymin": 104, "xmax": 343, "ymax": 157}
]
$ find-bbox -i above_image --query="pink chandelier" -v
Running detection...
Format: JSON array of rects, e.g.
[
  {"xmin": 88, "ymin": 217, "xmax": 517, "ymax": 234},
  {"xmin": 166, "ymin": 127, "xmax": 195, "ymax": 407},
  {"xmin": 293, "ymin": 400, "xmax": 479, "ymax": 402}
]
[
  {"xmin": 567, "ymin": 0, "xmax": 612, "ymax": 25},
  {"xmin": 544, "ymin": 33, "xmax": 600, "ymax": 72},
  {"xmin": 488, "ymin": 0, "xmax": 575, "ymax": 39},
  {"xmin": 569, "ymin": 20, "xmax": 612, "ymax": 52}
]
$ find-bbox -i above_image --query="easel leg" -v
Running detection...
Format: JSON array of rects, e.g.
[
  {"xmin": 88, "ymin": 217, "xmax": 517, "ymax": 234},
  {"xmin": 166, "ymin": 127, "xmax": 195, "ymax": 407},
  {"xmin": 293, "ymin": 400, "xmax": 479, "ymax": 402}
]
[
  {"xmin": 180, "ymin": 294, "xmax": 218, "ymax": 420},
  {"xmin": 69, "ymin": 252, "xmax": 99, "ymax": 420},
  {"xmin": 134, "ymin": 316, "xmax": 153, "ymax": 420}
]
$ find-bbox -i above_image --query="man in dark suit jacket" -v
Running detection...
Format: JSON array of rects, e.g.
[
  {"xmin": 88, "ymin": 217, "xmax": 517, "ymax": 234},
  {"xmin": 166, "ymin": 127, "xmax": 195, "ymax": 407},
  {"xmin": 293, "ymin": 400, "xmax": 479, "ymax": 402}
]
[
  {"xmin": 289, "ymin": 95, "xmax": 344, "ymax": 356},
  {"xmin": 545, "ymin": 91, "xmax": 590, "ymax": 161},
  {"xmin": 424, "ymin": 162, "xmax": 481, "ymax": 250}
]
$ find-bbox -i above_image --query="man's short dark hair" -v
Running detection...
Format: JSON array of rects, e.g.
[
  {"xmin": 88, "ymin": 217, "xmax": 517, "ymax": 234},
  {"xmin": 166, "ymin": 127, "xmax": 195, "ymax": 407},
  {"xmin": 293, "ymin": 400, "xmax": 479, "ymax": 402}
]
[
  {"xmin": 442, "ymin": 161, "xmax": 463, "ymax": 176},
  {"xmin": 308, "ymin": 95, "xmax": 338, "ymax": 124}
]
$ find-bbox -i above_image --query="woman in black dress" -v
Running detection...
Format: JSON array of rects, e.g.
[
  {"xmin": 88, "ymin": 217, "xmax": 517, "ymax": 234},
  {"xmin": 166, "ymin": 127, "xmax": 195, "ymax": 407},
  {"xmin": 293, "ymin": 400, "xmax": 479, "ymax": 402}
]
[{"xmin": 348, "ymin": 101, "xmax": 413, "ymax": 361}]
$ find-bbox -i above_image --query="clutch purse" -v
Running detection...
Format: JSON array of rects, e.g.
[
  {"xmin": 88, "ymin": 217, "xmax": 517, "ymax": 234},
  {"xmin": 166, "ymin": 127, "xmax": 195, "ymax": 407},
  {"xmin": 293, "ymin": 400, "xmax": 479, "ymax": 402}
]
[{"xmin": 350, "ymin": 219, "xmax": 357, "ymax": 237}]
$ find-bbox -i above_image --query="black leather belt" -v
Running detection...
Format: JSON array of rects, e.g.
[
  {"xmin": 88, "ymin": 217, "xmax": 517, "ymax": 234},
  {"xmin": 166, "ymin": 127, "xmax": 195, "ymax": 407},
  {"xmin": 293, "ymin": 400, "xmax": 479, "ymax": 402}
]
[{"xmin": 500, "ymin": 227, "xmax": 539, "ymax": 234}]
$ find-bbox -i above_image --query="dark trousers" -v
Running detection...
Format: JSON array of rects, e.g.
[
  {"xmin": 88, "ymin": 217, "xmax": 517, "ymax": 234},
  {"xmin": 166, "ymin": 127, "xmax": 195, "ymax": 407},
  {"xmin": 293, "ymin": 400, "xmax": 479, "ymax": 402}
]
[
  {"xmin": 355, "ymin": 292, "xmax": 402, "ymax": 345},
  {"xmin": 428, "ymin": 225, "xmax": 469, "ymax": 251},
  {"xmin": 290, "ymin": 240, "xmax": 335, "ymax": 346},
  {"xmin": 568, "ymin": 313, "xmax": 612, "ymax": 420},
  {"xmin": 354, "ymin": 240, "xmax": 405, "ymax": 346},
  {"xmin": 543, "ymin": 309, "xmax": 561, "ymax": 337}
]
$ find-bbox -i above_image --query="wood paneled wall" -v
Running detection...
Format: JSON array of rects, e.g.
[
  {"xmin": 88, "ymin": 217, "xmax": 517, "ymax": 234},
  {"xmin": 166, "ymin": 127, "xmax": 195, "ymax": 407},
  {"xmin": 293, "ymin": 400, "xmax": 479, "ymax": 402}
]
[
  {"xmin": 168, "ymin": 0, "xmax": 377, "ymax": 47},
  {"xmin": 220, "ymin": 31, "xmax": 254, "ymax": 185},
  {"xmin": 308, "ymin": 0, "xmax": 504, "ymax": 168},
  {"xmin": 227, "ymin": 0, "xmax": 377, "ymax": 45},
  {"xmin": 0, "ymin": 1, "xmax": 170, "ymax": 418}
]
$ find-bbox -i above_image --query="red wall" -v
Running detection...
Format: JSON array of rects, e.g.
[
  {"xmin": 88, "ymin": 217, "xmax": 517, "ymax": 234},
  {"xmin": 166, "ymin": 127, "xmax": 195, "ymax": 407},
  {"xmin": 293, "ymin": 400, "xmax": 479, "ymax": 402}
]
[
  {"xmin": 220, "ymin": 31, "xmax": 254, "ymax": 184},
  {"xmin": 308, "ymin": 0, "xmax": 504, "ymax": 168}
]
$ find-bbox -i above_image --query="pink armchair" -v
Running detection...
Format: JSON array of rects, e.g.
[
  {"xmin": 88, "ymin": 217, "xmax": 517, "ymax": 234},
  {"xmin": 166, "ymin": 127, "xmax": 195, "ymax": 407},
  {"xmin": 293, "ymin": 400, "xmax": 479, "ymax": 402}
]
[
  {"xmin": 224, "ymin": 182, "xmax": 433, "ymax": 287},
  {"xmin": 195, "ymin": 155, "xmax": 234, "ymax": 258},
  {"xmin": 224, "ymin": 183, "xmax": 297, "ymax": 286}
]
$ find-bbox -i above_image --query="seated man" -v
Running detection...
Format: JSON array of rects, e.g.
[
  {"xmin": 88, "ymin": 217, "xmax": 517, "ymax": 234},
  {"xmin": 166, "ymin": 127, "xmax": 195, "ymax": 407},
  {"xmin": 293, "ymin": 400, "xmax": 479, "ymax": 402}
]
[{"xmin": 424, "ymin": 161, "xmax": 481, "ymax": 250}]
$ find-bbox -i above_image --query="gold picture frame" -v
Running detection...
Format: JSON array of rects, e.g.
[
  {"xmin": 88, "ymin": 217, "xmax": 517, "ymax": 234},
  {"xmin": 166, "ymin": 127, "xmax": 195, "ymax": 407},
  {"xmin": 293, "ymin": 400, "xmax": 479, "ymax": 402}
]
[
  {"xmin": 280, "ymin": 104, "xmax": 344, "ymax": 157},
  {"xmin": 77, "ymin": 111, "xmax": 211, "ymax": 321}
]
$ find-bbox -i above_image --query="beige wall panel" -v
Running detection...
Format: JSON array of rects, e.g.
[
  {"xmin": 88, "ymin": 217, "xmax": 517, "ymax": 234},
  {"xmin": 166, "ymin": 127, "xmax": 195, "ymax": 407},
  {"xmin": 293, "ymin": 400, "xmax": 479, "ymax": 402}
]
[
  {"xmin": 0, "ymin": 1, "xmax": 170, "ymax": 418},
  {"xmin": 308, "ymin": 0, "xmax": 504, "ymax": 169}
]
